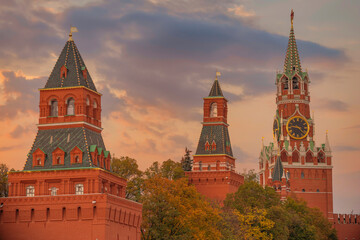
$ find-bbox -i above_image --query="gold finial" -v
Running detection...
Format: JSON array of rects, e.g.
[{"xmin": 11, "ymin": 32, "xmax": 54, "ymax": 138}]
[
  {"xmin": 291, "ymin": 9, "xmax": 294, "ymax": 29},
  {"xmin": 215, "ymin": 70, "xmax": 221, "ymax": 81},
  {"xmin": 68, "ymin": 26, "xmax": 78, "ymax": 41}
]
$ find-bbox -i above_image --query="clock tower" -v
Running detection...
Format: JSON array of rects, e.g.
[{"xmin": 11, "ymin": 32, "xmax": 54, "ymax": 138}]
[
  {"xmin": 259, "ymin": 10, "xmax": 334, "ymax": 220},
  {"xmin": 186, "ymin": 72, "xmax": 244, "ymax": 203}
]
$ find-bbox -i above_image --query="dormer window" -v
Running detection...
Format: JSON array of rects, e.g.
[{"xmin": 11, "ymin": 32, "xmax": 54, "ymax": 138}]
[
  {"xmin": 26, "ymin": 186, "xmax": 35, "ymax": 197},
  {"xmin": 52, "ymin": 147, "xmax": 65, "ymax": 165},
  {"xmin": 205, "ymin": 141, "xmax": 210, "ymax": 151},
  {"xmin": 211, "ymin": 140, "xmax": 216, "ymax": 151},
  {"xmin": 50, "ymin": 100, "xmax": 58, "ymax": 117},
  {"xmin": 32, "ymin": 148, "xmax": 46, "ymax": 167},
  {"xmin": 66, "ymin": 98, "xmax": 75, "ymax": 115},
  {"xmin": 210, "ymin": 102, "xmax": 217, "ymax": 117}
]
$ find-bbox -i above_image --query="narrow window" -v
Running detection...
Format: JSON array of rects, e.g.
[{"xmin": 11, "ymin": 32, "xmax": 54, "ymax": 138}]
[
  {"xmin": 75, "ymin": 155, "xmax": 79, "ymax": 163},
  {"xmin": 316, "ymin": 189, "xmax": 320, "ymax": 192},
  {"xmin": 287, "ymin": 171, "xmax": 290, "ymax": 179},
  {"xmin": 75, "ymin": 184, "xmax": 84, "ymax": 195},
  {"xmin": 199, "ymin": 161, "xmax": 202, "ymax": 171},
  {"xmin": 26, "ymin": 186, "xmax": 35, "ymax": 197},
  {"xmin": 50, "ymin": 187, "xmax": 58, "ymax": 196},
  {"xmin": 50, "ymin": 100, "xmax": 58, "ymax": 116},
  {"xmin": 93, "ymin": 101, "xmax": 98, "ymax": 119},
  {"xmin": 36, "ymin": 157, "xmax": 42, "ymax": 166},
  {"xmin": 66, "ymin": 98, "xmax": 75, "ymax": 115},
  {"xmin": 283, "ymin": 77, "xmax": 289, "ymax": 90},
  {"xmin": 301, "ymin": 171, "xmax": 305, "ymax": 179},
  {"xmin": 292, "ymin": 77, "xmax": 299, "ymax": 89},
  {"xmin": 56, "ymin": 156, "xmax": 61, "ymax": 165},
  {"xmin": 210, "ymin": 102, "xmax": 217, "ymax": 117},
  {"xmin": 207, "ymin": 164, "xmax": 211, "ymax": 171},
  {"xmin": 302, "ymin": 189, "xmax": 305, "ymax": 192}
]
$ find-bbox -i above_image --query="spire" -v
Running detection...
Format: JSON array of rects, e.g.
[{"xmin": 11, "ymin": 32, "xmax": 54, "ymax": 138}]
[
  {"xmin": 325, "ymin": 130, "xmax": 331, "ymax": 152},
  {"xmin": 208, "ymin": 71, "xmax": 224, "ymax": 97},
  {"xmin": 283, "ymin": 9, "xmax": 302, "ymax": 75},
  {"xmin": 44, "ymin": 27, "xmax": 97, "ymax": 92},
  {"xmin": 272, "ymin": 156, "xmax": 284, "ymax": 181}
]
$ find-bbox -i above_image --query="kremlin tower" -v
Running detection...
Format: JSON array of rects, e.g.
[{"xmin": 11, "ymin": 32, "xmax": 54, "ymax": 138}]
[
  {"xmin": 0, "ymin": 29, "xmax": 142, "ymax": 240},
  {"xmin": 258, "ymin": 10, "xmax": 333, "ymax": 220},
  {"xmin": 186, "ymin": 72, "xmax": 244, "ymax": 203}
]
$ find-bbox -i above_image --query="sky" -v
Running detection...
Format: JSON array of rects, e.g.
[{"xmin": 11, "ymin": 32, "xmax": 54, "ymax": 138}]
[{"xmin": 0, "ymin": 0, "xmax": 359, "ymax": 214}]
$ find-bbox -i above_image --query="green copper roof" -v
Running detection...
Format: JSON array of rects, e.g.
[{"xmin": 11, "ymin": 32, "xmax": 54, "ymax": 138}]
[
  {"xmin": 208, "ymin": 79, "xmax": 223, "ymax": 97},
  {"xmin": 104, "ymin": 151, "xmax": 110, "ymax": 158},
  {"xmin": 89, "ymin": 145, "xmax": 97, "ymax": 152},
  {"xmin": 97, "ymin": 147, "xmax": 103, "ymax": 155},
  {"xmin": 44, "ymin": 39, "xmax": 97, "ymax": 91}
]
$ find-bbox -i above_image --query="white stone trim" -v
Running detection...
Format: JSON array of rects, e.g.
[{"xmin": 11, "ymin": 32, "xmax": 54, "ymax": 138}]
[{"xmin": 37, "ymin": 121, "xmax": 103, "ymax": 131}]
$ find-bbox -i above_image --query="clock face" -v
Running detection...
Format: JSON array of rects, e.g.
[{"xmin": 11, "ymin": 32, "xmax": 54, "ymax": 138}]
[
  {"xmin": 286, "ymin": 116, "xmax": 309, "ymax": 139},
  {"xmin": 273, "ymin": 118, "xmax": 280, "ymax": 140}
]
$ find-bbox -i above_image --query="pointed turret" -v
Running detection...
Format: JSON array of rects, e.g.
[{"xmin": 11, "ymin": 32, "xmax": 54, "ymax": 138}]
[
  {"xmin": 44, "ymin": 29, "xmax": 97, "ymax": 91},
  {"xmin": 208, "ymin": 71, "xmax": 224, "ymax": 97},
  {"xmin": 325, "ymin": 130, "xmax": 331, "ymax": 152},
  {"xmin": 283, "ymin": 9, "xmax": 302, "ymax": 75},
  {"xmin": 272, "ymin": 156, "xmax": 284, "ymax": 181}
]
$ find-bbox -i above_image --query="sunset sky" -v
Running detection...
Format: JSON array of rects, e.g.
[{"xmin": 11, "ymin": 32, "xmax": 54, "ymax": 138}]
[{"xmin": 0, "ymin": 0, "xmax": 359, "ymax": 214}]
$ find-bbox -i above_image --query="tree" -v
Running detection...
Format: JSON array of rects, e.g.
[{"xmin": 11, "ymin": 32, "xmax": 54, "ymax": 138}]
[
  {"xmin": 141, "ymin": 176, "xmax": 222, "ymax": 240},
  {"xmin": 234, "ymin": 207, "xmax": 274, "ymax": 240},
  {"xmin": 0, "ymin": 164, "xmax": 9, "ymax": 197},
  {"xmin": 180, "ymin": 147, "xmax": 193, "ymax": 171},
  {"xmin": 111, "ymin": 156, "xmax": 143, "ymax": 202},
  {"xmin": 145, "ymin": 159, "xmax": 184, "ymax": 180}
]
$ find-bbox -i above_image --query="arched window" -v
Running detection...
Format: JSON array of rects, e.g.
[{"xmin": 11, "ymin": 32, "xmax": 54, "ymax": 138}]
[
  {"xmin": 93, "ymin": 101, "xmax": 98, "ymax": 119},
  {"xmin": 283, "ymin": 77, "xmax": 289, "ymax": 90},
  {"xmin": 287, "ymin": 171, "xmax": 290, "ymax": 179},
  {"xmin": 75, "ymin": 155, "xmax": 79, "ymax": 163},
  {"xmin": 292, "ymin": 77, "xmax": 299, "ymax": 89},
  {"xmin": 199, "ymin": 161, "xmax": 202, "ymax": 171},
  {"xmin": 75, "ymin": 184, "xmax": 84, "ymax": 195},
  {"xmin": 66, "ymin": 98, "xmax": 75, "ymax": 115},
  {"xmin": 210, "ymin": 102, "xmax": 217, "ymax": 117},
  {"xmin": 50, "ymin": 100, "xmax": 58, "ymax": 116},
  {"xmin": 301, "ymin": 171, "xmax": 305, "ymax": 179},
  {"xmin": 56, "ymin": 156, "xmax": 61, "ymax": 165},
  {"xmin": 26, "ymin": 186, "xmax": 35, "ymax": 197}
]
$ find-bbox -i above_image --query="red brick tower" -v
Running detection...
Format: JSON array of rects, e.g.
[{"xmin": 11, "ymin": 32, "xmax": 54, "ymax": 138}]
[
  {"xmin": 0, "ymin": 29, "xmax": 142, "ymax": 240},
  {"xmin": 259, "ymin": 10, "xmax": 333, "ymax": 221},
  {"xmin": 186, "ymin": 72, "xmax": 244, "ymax": 203}
]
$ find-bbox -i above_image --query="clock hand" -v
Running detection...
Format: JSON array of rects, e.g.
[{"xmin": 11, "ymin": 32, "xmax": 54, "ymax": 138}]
[{"xmin": 292, "ymin": 126, "xmax": 305, "ymax": 134}]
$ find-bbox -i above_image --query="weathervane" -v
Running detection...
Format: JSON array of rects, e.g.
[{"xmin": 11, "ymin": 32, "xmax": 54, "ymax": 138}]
[
  {"xmin": 215, "ymin": 70, "xmax": 221, "ymax": 81},
  {"xmin": 68, "ymin": 26, "xmax": 78, "ymax": 41}
]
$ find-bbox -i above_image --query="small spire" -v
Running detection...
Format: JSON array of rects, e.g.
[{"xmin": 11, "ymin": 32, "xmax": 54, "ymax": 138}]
[
  {"xmin": 68, "ymin": 26, "xmax": 78, "ymax": 41},
  {"xmin": 291, "ymin": 9, "xmax": 294, "ymax": 29},
  {"xmin": 208, "ymin": 71, "xmax": 224, "ymax": 97},
  {"xmin": 325, "ymin": 130, "xmax": 331, "ymax": 152}
]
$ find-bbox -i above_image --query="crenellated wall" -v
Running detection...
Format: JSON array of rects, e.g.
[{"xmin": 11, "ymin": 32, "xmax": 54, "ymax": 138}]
[
  {"xmin": 332, "ymin": 213, "xmax": 360, "ymax": 240},
  {"xmin": 0, "ymin": 193, "xmax": 142, "ymax": 240}
]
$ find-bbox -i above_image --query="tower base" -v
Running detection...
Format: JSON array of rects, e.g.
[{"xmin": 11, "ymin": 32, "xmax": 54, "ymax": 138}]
[{"xmin": 186, "ymin": 170, "xmax": 244, "ymax": 203}]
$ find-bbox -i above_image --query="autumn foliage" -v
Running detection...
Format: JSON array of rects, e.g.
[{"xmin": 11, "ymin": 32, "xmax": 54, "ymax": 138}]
[{"xmin": 110, "ymin": 157, "xmax": 337, "ymax": 240}]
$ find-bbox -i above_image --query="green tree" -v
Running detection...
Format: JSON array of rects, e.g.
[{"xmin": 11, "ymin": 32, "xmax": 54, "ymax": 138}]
[
  {"xmin": 111, "ymin": 156, "xmax": 143, "ymax": 202},
  {"xmin": 180, "ymin": 147, "xmax": 193, "ymax": 171},
  {"xmin": 145, "ymin": 159, "xmax": 184, "ymax": 180},
  {"xmin": 141, "ymin": 176, "xmax": 222, "ymax": 240},
  {"xmin": 0, "ymin": 164, "xmax": 9, "ymax": 197}
]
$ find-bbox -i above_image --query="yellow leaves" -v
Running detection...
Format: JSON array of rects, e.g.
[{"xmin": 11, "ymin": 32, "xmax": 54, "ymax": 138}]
[{"xmin": 234, "ymin": 207, "xmax": 275, "ymax": 240}]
